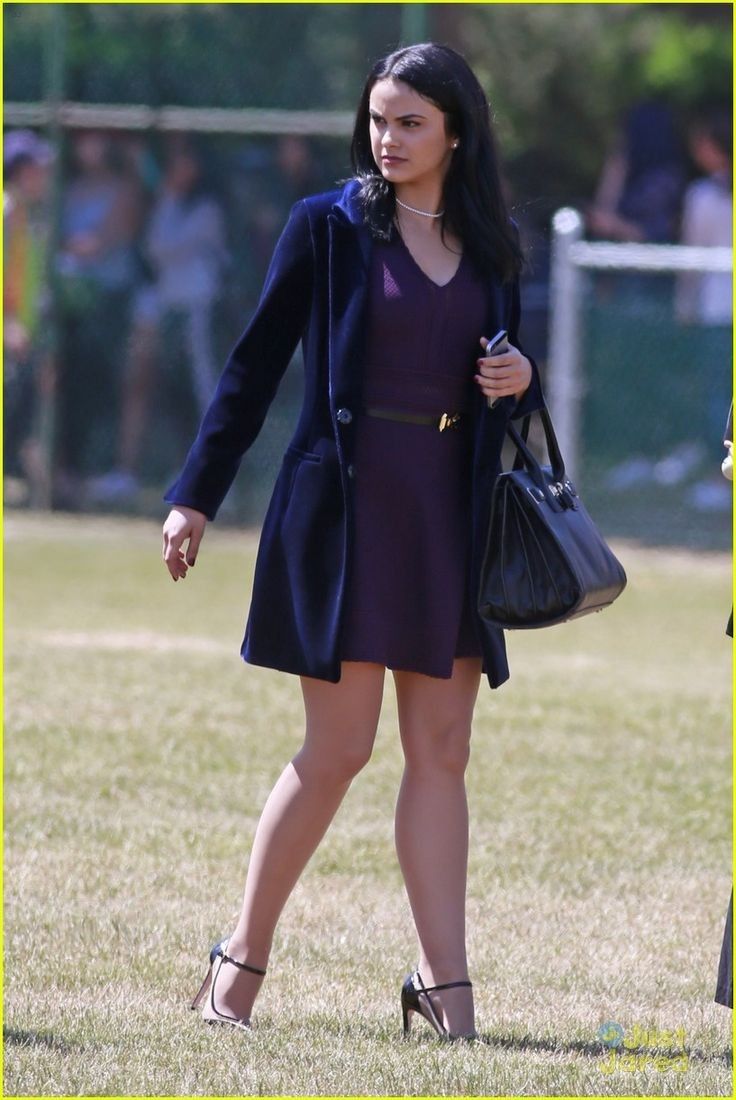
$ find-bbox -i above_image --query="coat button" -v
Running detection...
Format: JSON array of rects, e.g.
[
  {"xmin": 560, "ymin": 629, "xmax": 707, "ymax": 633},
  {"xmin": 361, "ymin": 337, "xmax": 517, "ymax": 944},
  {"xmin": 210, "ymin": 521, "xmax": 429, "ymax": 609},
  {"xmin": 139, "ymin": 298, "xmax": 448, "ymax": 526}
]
[
  {"xmin": 347, "ymin": 464, "xmax": 356, "ymax": 479},
  {"xmin": 336, "ymin": 407, "xmax": 353, "ymax": 424}
]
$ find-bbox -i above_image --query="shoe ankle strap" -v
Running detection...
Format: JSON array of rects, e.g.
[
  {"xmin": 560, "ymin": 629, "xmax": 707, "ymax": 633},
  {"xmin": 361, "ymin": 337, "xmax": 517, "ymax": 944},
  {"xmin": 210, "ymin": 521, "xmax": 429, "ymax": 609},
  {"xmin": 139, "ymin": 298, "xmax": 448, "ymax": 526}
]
[
  {"xmin": 414, "ymin": 970, "xmax": 472, "ymax": 994},
  {"xmin": 220, "ymin": 950, "xmax": 267, "ymax": 976},
  {"xmin": 422, "ymin": 978, "xmax": 472, "ymax": 993}
]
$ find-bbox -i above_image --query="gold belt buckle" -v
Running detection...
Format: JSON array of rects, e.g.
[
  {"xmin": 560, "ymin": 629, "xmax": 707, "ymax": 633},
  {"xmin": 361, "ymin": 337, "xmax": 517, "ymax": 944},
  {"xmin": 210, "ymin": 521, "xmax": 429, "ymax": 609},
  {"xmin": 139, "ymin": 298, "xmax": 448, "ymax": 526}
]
[{"xmin": 438, "ymin": 412, "xmax": 461, "ymax": 432}]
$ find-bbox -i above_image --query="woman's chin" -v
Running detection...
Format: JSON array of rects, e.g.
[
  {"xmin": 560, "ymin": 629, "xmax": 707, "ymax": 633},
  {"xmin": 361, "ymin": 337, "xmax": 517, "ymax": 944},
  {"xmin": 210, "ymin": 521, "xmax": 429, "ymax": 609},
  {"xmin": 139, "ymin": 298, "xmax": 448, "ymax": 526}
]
[
  {"xmin": 382, "ymin": 167, "xmax": 418, "ymax": 186},
  {"xmin": 378, "ymin": 160, "xmax": 408, "ymax": 175}
]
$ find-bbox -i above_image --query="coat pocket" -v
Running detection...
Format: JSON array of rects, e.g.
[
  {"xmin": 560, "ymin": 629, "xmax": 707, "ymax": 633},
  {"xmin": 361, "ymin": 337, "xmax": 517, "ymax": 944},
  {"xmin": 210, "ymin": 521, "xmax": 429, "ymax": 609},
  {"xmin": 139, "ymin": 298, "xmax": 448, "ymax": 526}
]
[
  {"xmin": 279, "ymin": 437, "xmax": 344, "ymax": 602},
  {"xmin": 281, "ymin": 437, "xmax": 335, "ymax": 511},
  {"xmin": 285, "ymin": 444, "xmax": 322, "ymax": 464}
]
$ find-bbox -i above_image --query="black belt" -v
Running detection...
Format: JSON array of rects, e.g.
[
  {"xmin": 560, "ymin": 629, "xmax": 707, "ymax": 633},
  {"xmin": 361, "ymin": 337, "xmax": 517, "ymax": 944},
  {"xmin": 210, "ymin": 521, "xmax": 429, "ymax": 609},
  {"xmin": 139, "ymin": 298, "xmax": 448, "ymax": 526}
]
[{"xmin": 363, "ymin": 405, "xmax": 465, "ymax": 432}]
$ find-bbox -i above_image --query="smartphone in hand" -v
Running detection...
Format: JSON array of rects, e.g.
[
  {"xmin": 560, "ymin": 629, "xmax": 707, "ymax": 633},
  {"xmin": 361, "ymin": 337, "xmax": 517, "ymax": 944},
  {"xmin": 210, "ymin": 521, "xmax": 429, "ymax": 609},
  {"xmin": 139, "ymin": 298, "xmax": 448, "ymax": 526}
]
[{"xmin": 484, "ymin": 328, "xmax": 509, "ymax": 409}]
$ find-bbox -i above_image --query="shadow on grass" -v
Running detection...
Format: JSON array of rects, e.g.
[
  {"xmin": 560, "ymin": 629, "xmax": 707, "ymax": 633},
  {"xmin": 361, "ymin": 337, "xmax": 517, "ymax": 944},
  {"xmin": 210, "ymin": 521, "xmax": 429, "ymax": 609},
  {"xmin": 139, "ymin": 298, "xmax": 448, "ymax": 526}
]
[
  {"xmin": 310, "ymin": 1015, "xmax": 732, "ymax": 1065},
  {"xmin": 3, "ymin": 1026, "xmax": 85, "ymax": 1055},
  {"xmin": 408, "ymin": 1029, "xmax": 733, "ymax": 1067},
  {"xmin": 482, "ymin": 1034, "xmax": 731, "ymax": 1066}
]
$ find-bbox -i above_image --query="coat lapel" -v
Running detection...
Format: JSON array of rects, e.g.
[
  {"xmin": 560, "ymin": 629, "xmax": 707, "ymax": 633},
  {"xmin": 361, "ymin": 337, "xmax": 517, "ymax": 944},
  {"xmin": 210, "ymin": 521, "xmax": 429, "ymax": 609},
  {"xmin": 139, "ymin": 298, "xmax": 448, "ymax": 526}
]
[{"xmin": 326, "ymin": 180, "xmax": 373, "ymax": 409}]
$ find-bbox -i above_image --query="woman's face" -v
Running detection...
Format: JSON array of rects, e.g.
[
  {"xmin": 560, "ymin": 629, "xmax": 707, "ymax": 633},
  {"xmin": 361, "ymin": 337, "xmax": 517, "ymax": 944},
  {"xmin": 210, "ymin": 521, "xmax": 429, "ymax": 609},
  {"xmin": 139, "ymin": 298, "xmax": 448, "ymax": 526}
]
[
  {"xmin": 73, "ymin": 132, "xmax": 109, "ymax": 172},
  {"xmin": 689, "ymin": 129, "xmax": 730, "ymax": 176},
  {"xmin": 368, "ymin": 77, "xmax": 457, "ymax": 191},
  {"xmin": 166, "ymin": 152, "xmax": 200, "ymax": 194}
]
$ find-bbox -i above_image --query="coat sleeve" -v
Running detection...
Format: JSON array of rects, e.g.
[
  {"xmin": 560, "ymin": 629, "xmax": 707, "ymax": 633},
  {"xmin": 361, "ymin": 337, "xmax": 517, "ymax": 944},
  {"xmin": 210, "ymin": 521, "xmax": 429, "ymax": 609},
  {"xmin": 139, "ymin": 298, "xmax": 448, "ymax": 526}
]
[
  {"xmin": 163, "ymin": 198, "xmax": 314, "ymax": 520},
  {"xmin": 506, "ymin": 271, "xmax": 545, "ymax": 419},
  {"xmin": 505, "ymin": 219, "xmax": 545, "ymax": 420}
]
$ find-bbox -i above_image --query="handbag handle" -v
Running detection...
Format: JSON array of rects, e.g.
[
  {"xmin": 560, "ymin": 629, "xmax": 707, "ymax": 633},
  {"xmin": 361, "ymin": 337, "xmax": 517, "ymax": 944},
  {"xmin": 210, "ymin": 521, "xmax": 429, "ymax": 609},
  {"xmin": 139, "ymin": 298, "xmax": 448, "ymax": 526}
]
[
  {"xmin": 505, "ymin": 406, "xmax": 567, "ymax": 494},
  {"xmin": 511, "ymin": 414, "xmax": 530, "ymax": 471}
]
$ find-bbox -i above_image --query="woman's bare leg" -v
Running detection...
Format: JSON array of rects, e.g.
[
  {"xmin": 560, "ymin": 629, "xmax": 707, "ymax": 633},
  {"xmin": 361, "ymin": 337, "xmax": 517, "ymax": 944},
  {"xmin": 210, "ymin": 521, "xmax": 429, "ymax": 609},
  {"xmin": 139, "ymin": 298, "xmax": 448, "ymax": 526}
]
[
  {"xmin": 204, "ymin": 661, "xmax": 385, "ymax": 1022},
  {"xmin": 392, "ymin": 656, "xmax": 482, "ymax": 1038}
]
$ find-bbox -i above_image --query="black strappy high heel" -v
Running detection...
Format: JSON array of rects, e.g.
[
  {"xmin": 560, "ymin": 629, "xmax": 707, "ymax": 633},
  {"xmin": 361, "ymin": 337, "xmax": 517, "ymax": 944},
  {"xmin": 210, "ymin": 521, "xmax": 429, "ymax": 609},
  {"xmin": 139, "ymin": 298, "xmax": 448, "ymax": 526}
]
[
  {"xmin": 191, "ymin": 938, "xmax": 267, "ymax": 1032},
  {"xmin": 401, "ymin": 969, "xmax": 476, "ymax": 1041}
]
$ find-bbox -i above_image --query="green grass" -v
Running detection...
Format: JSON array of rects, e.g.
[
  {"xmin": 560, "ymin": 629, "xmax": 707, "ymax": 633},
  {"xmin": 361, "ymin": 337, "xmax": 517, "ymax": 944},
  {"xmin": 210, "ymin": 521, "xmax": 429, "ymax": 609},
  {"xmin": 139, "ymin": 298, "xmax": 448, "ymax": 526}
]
[{"xmin": 3, "ymin": 512, "xmax": 733, "ymax": 1097}]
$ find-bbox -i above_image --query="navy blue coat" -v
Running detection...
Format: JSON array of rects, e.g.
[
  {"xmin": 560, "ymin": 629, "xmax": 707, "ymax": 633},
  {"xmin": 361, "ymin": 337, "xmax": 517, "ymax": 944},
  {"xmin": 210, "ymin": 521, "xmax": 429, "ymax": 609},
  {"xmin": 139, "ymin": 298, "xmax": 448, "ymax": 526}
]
[{"xmin": 164, "ymin": 177, "xmax": 545, "ymax": 689}]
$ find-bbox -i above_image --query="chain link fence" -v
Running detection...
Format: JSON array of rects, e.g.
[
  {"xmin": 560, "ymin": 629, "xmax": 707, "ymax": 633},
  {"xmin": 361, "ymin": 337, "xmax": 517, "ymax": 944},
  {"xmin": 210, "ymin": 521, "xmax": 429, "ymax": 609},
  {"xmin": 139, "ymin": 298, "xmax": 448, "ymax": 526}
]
[
  {"xmin": 545, "ymin": 210, "xmax": 732, "ymax": 549},
  {"xmin": 5, "ymin": 118, "xmax": 732, "ymax": 550}
]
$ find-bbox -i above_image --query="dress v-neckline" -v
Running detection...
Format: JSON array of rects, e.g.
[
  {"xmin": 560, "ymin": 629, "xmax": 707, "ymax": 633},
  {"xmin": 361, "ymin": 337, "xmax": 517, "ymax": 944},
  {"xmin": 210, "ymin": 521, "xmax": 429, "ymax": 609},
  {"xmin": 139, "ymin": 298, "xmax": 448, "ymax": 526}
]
[{"xmin": 395, "ymin": 230, "xmax": 464, "ymax": 289}]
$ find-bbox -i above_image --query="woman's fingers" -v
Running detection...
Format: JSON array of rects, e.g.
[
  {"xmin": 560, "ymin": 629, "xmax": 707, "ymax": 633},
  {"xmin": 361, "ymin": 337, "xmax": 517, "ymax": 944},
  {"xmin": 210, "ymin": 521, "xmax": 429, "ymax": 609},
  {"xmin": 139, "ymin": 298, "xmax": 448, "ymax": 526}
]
[
  {"xmin": 475, "ymin": 341, "xmax": 531, "ymax": 399},
  {"xmin": 162, "ymin": 528, "xmax": 178, "ymax": 578},
  {"xmin": 163, "ymin": 522, "xmax": 191, "ymax": 581},
  {"xmin": 186, "ymin": 522, "xmax": 204, "ymax": 567},
  {"xmin": 174, "ymin": 548, "xmax": 188, "ymax": 578},
  {"xmin": 162, "ymin": 506, "xmax": 208, "ymax": 581},
  {"xmin": 164, "ymin": 536, "xmax": 187, "ymax": 580},
  {"xmin": 474, "ymin": 367, "xmax": 526, "ymax": 396},
  {"xmin": 478, "ymin": 367, "xmax": 517, "ymax": 381}
]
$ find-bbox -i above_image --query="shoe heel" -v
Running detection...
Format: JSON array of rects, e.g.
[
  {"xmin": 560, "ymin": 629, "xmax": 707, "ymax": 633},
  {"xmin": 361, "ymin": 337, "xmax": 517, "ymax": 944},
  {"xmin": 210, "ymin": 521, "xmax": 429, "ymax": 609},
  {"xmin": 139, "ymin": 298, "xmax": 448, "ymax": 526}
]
[
  {"xmin": 400, "ymin": 970, "xmax": 473, "ymax": 1040},
  {"xmin": 194, "ymin": 937, "xmax": 267, "ymax": 1032},
  {"xmin": 191, "ymin": 962, "xmax": 213, "ymax": 1010}
]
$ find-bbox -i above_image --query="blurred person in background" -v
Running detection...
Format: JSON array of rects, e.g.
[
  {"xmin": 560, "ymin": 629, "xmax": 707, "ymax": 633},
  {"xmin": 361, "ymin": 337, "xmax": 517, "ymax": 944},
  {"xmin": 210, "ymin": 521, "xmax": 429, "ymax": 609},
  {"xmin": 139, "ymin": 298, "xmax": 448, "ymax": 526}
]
[
  {"xmin": 675, "ymin": 103, "xmax": 732, "ymax": 465},
  {"xmin": 674, "ymin": 103, "xmax": 732, "ymax": 326},
  {"xmin": 273, "ymin": 133, "xmax": 321, "ymax": 208},
  {"xmin": 90, "ymin": 136, "xmax": 228, "ymax": 502},
  {"xmin": 55, "ymin": 129, "xmax": 143, "ymax": 504},
  {"xmin": 586, "ymin": 97, "xmax": 687, "ymax": 244},
  {"xmin": 3, "ymin": 130, "xmax": 53, "ymax": 502},
  {"xmin": 714, "ymin": 402, "xmax": 732, "ymax": 1011},
  {"xmin": 244, "ymin": 134, "xmax": 320, "ymax": 284}
]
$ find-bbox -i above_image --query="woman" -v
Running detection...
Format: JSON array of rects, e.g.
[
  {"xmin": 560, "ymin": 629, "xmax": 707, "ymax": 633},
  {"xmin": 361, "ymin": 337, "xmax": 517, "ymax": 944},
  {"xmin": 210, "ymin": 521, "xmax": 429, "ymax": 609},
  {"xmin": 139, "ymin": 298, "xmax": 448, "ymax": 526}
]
[
  {"xmin": 162, "ymin": 42, "xmax": 543, "ymax": 1041},
  {"xmin": 92, "ymin": 137, "xmax": 228, "ymax": 501},
  {"xmin": 56, "ymin": 130, "xmax": 142, "ymax": 493},
  {"xmin": 715, "ymin": 404, "xmax": 732, "ymax": 1012}
]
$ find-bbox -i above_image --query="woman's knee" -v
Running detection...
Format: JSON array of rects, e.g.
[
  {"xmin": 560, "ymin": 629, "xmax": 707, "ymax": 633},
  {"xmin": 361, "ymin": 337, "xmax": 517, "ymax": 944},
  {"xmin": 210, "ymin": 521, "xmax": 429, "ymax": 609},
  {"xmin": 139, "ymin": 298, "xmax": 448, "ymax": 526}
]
[
  {"xmin": 401, "ymin": 719, "xmax": 472, "ymax": 776},
  {"xmin": 298, "ymin": 661, "xmax": 384, "ymax": 784},
  {"xmin": 393, "ymin": 659, "xmax": 479, "ymax": 777},
  {"xmin": 296, "ymin": 730, "xmax": 375, "ymax": 784}
]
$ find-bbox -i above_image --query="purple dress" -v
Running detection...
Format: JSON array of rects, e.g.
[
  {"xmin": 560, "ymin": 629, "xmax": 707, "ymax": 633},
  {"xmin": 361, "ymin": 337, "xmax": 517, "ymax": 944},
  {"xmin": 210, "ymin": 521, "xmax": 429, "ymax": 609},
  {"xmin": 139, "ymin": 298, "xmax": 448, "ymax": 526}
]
[{"xmin": 338, "ymin": 229, "xmax": 489, "ymax": 678}]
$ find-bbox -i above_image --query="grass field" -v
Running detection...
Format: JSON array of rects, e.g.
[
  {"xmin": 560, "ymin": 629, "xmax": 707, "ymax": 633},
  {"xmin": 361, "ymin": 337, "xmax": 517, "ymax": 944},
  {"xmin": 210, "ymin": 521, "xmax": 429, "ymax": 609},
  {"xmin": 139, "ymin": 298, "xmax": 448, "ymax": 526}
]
[{"xmin": 3, "ymin": 511, "xmax": 733, "ymax": 1097}]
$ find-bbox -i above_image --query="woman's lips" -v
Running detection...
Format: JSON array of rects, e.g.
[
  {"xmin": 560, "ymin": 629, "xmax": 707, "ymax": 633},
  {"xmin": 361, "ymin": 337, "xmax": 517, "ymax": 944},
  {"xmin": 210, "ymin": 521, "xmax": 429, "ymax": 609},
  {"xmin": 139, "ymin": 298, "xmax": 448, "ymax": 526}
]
[{"xmin": 382, "ymin": 156, "xmax": 405, "ymax": 163}]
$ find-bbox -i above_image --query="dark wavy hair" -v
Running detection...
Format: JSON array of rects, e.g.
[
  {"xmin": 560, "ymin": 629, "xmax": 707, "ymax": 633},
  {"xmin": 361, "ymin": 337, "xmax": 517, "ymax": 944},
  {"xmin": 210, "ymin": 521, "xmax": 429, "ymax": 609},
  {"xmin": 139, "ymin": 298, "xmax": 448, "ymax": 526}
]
[{"xmin": 347, "ymin": 42, "xmax": 524, "ymax": 284}]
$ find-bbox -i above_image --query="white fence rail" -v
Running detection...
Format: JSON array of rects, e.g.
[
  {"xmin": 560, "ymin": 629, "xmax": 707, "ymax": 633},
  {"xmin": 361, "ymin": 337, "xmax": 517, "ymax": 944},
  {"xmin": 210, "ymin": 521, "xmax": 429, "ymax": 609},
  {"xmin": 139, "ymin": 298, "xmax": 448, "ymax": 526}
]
[
  {"xmin": 548, "ymin": 207, "xmax": 732, "ymax": 478},
  {"xmin": 4, "ymin": 100, "xmax": 355, "ymax": 135}
]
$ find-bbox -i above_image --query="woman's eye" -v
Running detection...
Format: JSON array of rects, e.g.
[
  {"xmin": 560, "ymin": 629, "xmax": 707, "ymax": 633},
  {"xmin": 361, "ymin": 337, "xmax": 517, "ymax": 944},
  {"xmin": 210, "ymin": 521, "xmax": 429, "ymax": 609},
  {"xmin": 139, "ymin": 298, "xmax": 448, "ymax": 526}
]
[{"xmin": 370, "ymin": 117, "xmax": 418, "ymax": 128}]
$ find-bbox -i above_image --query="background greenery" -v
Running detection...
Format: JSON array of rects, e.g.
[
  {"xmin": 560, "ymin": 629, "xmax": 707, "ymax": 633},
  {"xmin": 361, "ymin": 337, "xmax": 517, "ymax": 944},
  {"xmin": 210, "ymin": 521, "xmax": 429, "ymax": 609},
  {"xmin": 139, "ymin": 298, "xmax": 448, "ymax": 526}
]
[
  {"xmin": 3, "ymin": 512, "xmax": 732, "ymax": 1096},
  {"xmin": 5, "ymin": 2, "xmax": 732, "ymax": 230},
  {"xmin": 4, "ymin": 4, "xmax": 732, "ymax": 532}
]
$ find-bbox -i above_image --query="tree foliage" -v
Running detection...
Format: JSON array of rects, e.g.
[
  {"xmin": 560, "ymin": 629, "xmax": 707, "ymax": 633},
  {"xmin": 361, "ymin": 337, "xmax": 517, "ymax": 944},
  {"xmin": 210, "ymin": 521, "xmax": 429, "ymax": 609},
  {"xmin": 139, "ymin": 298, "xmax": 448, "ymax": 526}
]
[{"xmin": 4, "ymin": 2, "xmax": 731, "ymax": 229}]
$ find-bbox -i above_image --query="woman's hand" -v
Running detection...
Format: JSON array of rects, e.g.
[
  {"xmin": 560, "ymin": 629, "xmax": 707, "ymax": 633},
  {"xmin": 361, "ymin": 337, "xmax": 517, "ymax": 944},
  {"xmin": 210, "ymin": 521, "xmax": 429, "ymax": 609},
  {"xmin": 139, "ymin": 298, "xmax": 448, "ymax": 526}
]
[
  {"xmin": 162, "ymin": 505, "xmax": 208, "ymax": 581},
  {"xmin": 474, "ymin": 337, "xmax": 532, "ymax": 403}
]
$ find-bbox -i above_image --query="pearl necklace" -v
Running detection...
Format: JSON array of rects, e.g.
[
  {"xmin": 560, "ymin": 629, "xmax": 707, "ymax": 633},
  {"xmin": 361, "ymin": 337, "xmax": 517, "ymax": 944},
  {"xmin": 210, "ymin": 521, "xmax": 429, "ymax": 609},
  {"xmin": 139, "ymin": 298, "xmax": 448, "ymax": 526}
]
[{"xmin": 395, "ymin": 196, "xmax": 445, "ymax": 218}]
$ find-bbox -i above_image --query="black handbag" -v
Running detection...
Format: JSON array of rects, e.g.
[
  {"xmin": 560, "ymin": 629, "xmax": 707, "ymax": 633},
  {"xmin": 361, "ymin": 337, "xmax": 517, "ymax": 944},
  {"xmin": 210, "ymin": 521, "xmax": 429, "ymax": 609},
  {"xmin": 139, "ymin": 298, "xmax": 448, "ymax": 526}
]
[{"xmin": 478, "ymin": 407, "xmax": 627, "ymax": 629}]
